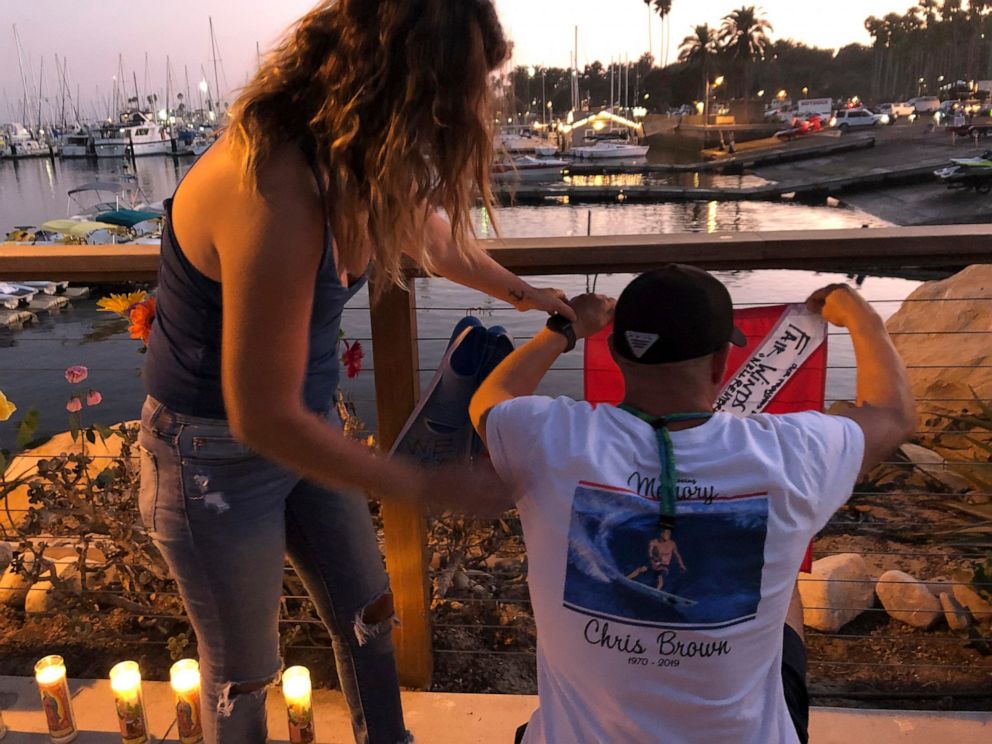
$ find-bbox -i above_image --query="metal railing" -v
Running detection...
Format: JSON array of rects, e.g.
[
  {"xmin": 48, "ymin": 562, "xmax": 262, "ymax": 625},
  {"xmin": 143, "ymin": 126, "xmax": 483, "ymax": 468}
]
[{"xmin": 1, "ymin": 226, "xmax": 991, "ymax": 703}]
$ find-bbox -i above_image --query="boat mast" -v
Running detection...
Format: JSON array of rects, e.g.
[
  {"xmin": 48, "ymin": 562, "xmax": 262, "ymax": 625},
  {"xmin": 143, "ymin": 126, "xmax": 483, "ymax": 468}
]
[
  {"xmin": 165, "ymin": 55, "xmax": 172, "ymax": 129},
  {"xmin": 13, "ymin": 25, "xmax": 30, "ymax": 123},
  {"xmin": 209, "ymin": 16, "xmax": 222, "ymax": 112},
  {"xmin": 36, "ymin": 56, "xmax": 44, "ymax": 131},
  {"xmin": 54, "ymin": 54, "xmax": 66, "ymax": 127},
  {"xmin": 133, "ymin": 70, "xmax": 140, "ymax": 113}
]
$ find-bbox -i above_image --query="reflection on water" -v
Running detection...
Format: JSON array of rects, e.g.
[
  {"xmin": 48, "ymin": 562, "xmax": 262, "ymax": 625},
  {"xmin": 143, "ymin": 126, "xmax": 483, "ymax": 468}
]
[{"xmin": 561, "ymin": 173, "xmax": 768, "ymax": 189}]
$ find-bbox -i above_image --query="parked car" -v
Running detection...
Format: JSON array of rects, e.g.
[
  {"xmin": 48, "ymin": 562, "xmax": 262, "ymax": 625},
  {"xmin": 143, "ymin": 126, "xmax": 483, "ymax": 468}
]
[
  {"xmin": 830, "ymin": 108, "xmax": 885, "ymax": 131},
  {"xmin": 908, "ymin": 96, "xmax": 941, "ymax": 113},
  {"xmin": 879, "ymin": 102, "xmax": 915, "ymax": 120}
]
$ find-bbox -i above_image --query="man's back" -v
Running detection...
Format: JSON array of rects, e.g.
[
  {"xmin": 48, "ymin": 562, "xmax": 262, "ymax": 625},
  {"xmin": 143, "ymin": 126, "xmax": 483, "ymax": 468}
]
[{"xmin": 487, "ymin": 398, "xmax": 864, "ymax": 744}]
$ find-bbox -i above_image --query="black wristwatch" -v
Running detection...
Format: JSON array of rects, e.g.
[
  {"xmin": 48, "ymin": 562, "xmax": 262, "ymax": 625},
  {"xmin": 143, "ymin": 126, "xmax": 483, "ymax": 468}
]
[{"xmin": 546, "ymin": 314, "xmax": 576, "ymax": 353}]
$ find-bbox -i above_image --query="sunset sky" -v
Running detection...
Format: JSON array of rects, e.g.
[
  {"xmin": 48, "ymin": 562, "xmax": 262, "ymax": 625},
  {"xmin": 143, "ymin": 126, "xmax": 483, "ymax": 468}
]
[{"xmin": 2, "ymin": 0, "xmax": 906, "ymax": 118}]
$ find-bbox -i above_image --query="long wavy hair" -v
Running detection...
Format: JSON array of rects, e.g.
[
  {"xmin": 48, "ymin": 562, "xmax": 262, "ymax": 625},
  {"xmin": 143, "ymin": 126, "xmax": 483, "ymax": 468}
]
[{"xmin": 227, "ymin": 0, "xmax": 509, "ymax": 296}]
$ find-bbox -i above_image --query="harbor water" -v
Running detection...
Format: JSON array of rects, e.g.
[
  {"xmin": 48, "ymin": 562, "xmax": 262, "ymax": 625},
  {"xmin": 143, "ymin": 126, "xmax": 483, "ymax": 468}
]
[{"xmin": 0, "ymin": 156, "xmax": 917, "ymax": 445}]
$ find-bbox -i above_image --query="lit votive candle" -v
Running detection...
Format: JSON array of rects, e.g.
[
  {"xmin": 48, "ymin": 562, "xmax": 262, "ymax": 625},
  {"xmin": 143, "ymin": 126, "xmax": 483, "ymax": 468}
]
[
  {"xmin": 169, "ymin": 659, "xmax": 203, "ymax": 744},
  {"xmin": 34, "ymin": 655, "xmax": 77, "ymax": 743},
  {"xmin": 282, "ymin": 666, "xmax": 316, "ymax": 744},
  {"xmin": 109, "ymin": 661, "xmax": 149, "ymax": 744}
]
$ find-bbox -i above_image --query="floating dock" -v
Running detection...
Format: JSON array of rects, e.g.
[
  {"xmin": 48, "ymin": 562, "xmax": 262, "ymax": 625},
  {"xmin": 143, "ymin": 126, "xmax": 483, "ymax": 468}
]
[
  {"xmin": 561, "ymin": 135, "xmax": 877, "ymax": 177},
  {"xmin": 0, "ymin": 286, "xmax": 89, "ymax": 329},
  {"xmin": 496, "ymin": 160, "xmax": 947, "ymax": 206}
]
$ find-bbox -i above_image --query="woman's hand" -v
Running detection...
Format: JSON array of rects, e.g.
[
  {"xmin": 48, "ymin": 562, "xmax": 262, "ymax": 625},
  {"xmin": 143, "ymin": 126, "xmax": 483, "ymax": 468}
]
[
  {"xmin": 510, "ymin": 286, "xmax": 577, "ymax": 321},
  {"xmin": 412, "ymin": 461, "xmax": 516, "ymax": 518}
]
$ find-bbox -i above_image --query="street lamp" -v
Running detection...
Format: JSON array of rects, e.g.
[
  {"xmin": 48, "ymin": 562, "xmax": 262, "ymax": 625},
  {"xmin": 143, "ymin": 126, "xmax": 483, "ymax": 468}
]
[
  {"xmin": 802, "ymin": 86, "xmax": 809, "ymax": 96},
  {"xmin": 705, "ymin": 76, "xmax": 724, "ymax": 123}
]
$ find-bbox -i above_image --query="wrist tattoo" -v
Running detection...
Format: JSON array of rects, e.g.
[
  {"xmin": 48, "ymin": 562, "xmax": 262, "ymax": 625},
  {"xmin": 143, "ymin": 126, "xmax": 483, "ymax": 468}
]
[{"xmin": 508, "ymin": 288, "xmax": 526, "ymax": 303}]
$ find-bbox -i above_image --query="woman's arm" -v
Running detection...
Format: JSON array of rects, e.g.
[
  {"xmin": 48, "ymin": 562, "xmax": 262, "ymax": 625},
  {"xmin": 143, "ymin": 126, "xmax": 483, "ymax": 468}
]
[
  {"xmin": 418, "ymin": 212, "xmax": 577, "ymax": 320},
  {"xmin": 212, "ymin": 145, "xmax": 508, "ymax": 512}
]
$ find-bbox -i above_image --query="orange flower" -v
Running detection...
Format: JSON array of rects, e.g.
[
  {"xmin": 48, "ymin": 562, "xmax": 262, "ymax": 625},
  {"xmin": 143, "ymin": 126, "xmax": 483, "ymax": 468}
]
[{"xmin": 128, "ymin": 297, "xmax": 157, "ymax": 346}]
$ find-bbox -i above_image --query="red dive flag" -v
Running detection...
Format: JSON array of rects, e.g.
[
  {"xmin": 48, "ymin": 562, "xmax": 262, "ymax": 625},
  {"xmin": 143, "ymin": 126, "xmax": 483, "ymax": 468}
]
[{"xmin": 584, "ymin": 304, "xmax": 828, "ymax": 573}]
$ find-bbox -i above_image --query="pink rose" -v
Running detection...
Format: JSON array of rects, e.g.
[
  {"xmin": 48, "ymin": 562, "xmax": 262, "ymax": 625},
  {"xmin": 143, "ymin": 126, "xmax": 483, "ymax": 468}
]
[
  {"xmin": 86, "ymin": 390, "xmax": 103, "ymax": 407},
  {"xmin": 64, "ymin": 365, "xmax": 89, "ymax": 384},
  {"xmin": 66, "ymin": 397, "xmax": 83, "ymax": 413}
]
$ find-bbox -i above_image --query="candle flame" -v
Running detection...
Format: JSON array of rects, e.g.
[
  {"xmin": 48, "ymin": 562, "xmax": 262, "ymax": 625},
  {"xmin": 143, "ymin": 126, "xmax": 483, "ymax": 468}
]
[{"xmin": 110, "ymin": 661, "xmax": 142, "ymax": 694}]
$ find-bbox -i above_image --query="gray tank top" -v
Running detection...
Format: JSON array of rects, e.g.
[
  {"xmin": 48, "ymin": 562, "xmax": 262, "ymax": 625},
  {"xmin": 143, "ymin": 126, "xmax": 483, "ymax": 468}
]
[{"xmin": 143, "ymin": 153, "xmax": 367, "ymax": 418}]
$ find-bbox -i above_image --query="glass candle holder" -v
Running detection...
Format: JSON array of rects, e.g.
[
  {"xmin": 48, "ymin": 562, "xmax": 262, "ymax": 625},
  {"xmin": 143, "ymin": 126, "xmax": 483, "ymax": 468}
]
[
  {"xmin": 34, "ymin": 655, "xmax": 77, "ymax": 743},
  {"xmin": 169, "ymin": 659, "xmax": 204, "ymax": 744},
  {"xmin": 109, "ymin": 661, "xmax": 149, "ymax": 744},
  {"xmin": 282, "ymin": 666, "xmax": 316, "ymax": 744}
]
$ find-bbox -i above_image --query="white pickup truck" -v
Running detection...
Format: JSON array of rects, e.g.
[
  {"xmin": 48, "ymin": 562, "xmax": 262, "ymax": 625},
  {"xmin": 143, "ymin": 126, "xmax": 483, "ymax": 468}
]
[{"xmin": 879, "ymin": 102, "xmax": 915, "ymax": 120}]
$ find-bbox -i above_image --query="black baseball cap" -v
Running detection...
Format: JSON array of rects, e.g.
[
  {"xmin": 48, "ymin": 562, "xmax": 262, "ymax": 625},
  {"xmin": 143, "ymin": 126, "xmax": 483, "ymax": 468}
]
[{"xmin": 612, "ymin": 265, "xmax": 746, "ymax": 364}]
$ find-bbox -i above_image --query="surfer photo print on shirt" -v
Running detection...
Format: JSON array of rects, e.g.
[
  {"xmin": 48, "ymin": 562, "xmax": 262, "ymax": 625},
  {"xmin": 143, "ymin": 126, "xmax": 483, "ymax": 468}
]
[{"xmin": 562, "ymin": 480, "xmax": 769, "ymax": 631}]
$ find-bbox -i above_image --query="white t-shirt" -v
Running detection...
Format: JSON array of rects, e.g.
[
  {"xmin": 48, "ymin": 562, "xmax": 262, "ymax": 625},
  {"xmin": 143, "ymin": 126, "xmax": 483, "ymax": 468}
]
[{"xmin": 486, "ymin": 398, "xmax": 865, "ymax": 744}]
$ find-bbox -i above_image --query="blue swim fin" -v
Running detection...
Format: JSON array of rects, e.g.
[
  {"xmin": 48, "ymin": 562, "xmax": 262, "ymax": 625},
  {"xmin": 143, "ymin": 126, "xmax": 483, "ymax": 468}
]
[{"xmin": 390, "ymin": 317, "xmax": 489, "ymax": 465}]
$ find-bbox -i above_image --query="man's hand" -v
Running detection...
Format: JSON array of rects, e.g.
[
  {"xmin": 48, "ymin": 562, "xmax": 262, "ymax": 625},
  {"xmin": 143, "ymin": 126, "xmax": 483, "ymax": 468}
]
[
  {"xmin": 570, "ymin": 293, "xmax": 617, "ymax": 339},
  {"xmin": 805, "ymin": 284, "xmax": 879, "ymax": 330}
]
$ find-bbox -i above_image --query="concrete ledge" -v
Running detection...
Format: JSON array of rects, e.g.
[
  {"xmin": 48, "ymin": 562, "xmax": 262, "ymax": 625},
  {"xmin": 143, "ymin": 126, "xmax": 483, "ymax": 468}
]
[{"xmin": 1, "ymin": 676, "xmax": 989, "ymax": 742}]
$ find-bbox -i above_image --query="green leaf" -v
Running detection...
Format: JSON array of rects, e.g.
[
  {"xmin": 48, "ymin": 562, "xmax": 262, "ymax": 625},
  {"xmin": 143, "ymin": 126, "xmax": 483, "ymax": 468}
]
[
  {"xmin": 85, "ymin": 429, "xmax": 96, "ymax": 445},
  {"xmin": 93, "ymin": 424, "xmax": 115, "ymax": 442},
  {"xmin": 16, "ymin": 409, "xmax": 40, "ymax": 449},
  {"xmin": 68, "ymin": 412, "xmax": 82, "ymax": 442}
]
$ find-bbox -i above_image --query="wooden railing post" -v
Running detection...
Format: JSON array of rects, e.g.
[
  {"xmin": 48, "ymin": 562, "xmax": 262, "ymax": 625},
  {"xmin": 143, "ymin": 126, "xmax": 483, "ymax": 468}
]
[{"xmin": 368, "ymin": 276, "xmax": 433, "ymax": 689}]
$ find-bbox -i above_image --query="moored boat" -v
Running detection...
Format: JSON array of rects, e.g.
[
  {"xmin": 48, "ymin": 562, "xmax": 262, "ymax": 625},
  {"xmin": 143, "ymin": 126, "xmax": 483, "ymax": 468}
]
[{"xmin": 570, "ymin": 141, "xmax": 650, "ymax": 159}]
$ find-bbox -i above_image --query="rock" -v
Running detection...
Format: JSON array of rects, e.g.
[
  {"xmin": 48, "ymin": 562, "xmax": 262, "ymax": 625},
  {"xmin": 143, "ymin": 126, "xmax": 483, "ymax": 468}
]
[
  {"xmin": 897, "ymin": 443, "xmax": 973, "ymax": 493},
  {"xmin": 0, "ymin": 564, "xmax": 33, "ymax": 608},
  {"xmin": 0, "ymin": 542, "xmax": 13, "ymax": 572},
  {"xmin": 24, "ymin": 581, "xmax": 57, "ymax": 614},
  {"xmin": 953, "ymin": 584, "xmax": 992, "ymax": 626},
  {"xmin": 940, "ymin": 592, "xmax": 972, "ymax": 630},
  {"xmin": 876, "ymin": 571, "xmax": 941, "ymax": 629},
  {"xmin": 0, "ymin": 421, "xmax": 138, "ymax": 534},
  {"xmin": 886, "ymin": 265, "xmax": 992, "ymax": 439},
  {"xmin": 798, "ymin": 553, "xmax": 875, "ymax": 632},
  {"xmin": 926, "ymin": 579, "xmax": 954, "ymax": 597}
]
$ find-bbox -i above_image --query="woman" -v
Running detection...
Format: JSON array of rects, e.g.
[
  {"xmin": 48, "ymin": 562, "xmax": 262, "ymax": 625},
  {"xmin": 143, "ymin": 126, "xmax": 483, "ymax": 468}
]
[{"xmin": 137, "ymin": 2, "xmax": 572, "ymax": 743}]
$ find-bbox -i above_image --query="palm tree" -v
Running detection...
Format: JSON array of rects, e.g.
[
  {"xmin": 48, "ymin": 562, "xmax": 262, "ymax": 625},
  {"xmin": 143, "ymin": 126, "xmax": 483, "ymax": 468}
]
[
  {"xmin": 718, "ymin": 6, "xmax": 773, "ymax": 99},
  {"xmin": 679, "ymin": 24, "xmax": 717, "ymax": 100},
  {"xmin": 642, "ymin": 0, "xmax": 653, "ymax": 61},
  {"xmin": 654, "ymin": 0, "xmax": 673, "ymax": 67}
]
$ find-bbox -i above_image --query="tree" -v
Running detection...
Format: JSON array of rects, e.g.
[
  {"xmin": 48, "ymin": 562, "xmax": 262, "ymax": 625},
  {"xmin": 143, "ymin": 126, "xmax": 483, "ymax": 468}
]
[
  {"xmin": 654, "ymin": 0, "xmax": 674, "ymax": 67},
  {"xmin": 719, "ymin": 6, "xmax": 773, "ymax": 99},
  {"xmin": 679, "ymin": 24, "xmax": 717, "ymax": 100}
]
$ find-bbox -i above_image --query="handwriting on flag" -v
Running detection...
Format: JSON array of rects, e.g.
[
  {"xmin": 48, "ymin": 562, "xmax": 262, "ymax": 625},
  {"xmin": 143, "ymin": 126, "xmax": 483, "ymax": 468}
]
[{"xmin": 714, "ymin": 305, "xmax": 827, "ymax": 417}]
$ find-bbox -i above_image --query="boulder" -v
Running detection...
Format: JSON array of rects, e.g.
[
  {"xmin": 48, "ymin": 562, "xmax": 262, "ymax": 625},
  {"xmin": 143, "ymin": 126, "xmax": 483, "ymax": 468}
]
[
  {"xmin": 24, "ymin": 581, "xmax": 57, "ymax": 614},
  {"xmin": 0, "ymin": 541, "xmax": 13, "ymax": 572},
  {"xmin": 798, "ymin": 553, "xmax": 875, "ymax": 632},
  {"xmin": 0, "ymin": 564, "xmax": 33, "ymax": 608},
  {"xmin": 897, "ymin": 443, "xmax": 973, "ymax": 493},
  {"xmin": 876, "ymin": 571, "xmax": 941, "ymax": 629},
  {"xmin": 953, "ymin": 584, "xmax": 992, "ymax": 626},
  {"xmin": 0, "ymin": 553, "xmax": 46, "ymax": 608},
  {"xmin": 886, "ymin": 265, "xmax": 992, "ymax": 432},
  {"xmin": 0, "ymin": 422, "xmax": 137, "ymax": 534},
  {"xmin": 940, "ymin": 592, "xmax": 972, "ymax": 631}
]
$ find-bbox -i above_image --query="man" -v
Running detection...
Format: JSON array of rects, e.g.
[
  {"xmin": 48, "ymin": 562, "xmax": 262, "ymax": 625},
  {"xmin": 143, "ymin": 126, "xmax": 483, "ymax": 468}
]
[
  {"xmin": 469, "ymin": 266, "xmax": 914, "ymax": 744},
  {"xmin": 627, "ymin": 527, "xmax": 687, "ymax": 591}
]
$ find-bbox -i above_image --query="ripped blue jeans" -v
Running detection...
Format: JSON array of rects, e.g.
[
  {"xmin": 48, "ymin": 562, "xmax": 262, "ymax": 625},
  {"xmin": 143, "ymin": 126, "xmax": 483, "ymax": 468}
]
[{"xmin": 138, "ymin": 397, "xmax": 410, "ymax": 744}]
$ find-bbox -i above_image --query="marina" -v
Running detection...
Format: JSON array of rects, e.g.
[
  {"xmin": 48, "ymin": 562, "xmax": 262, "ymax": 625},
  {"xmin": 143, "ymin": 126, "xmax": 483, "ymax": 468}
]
[{"xmin": 2, "ymin": 1, "xmax": 992, "ymax": 732}]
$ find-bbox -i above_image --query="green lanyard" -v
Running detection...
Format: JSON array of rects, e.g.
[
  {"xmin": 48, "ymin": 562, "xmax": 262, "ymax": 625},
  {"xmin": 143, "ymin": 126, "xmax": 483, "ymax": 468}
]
[{"xmin": 617, "ymin": 404, "xmax": 713, "ymax": 531}]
